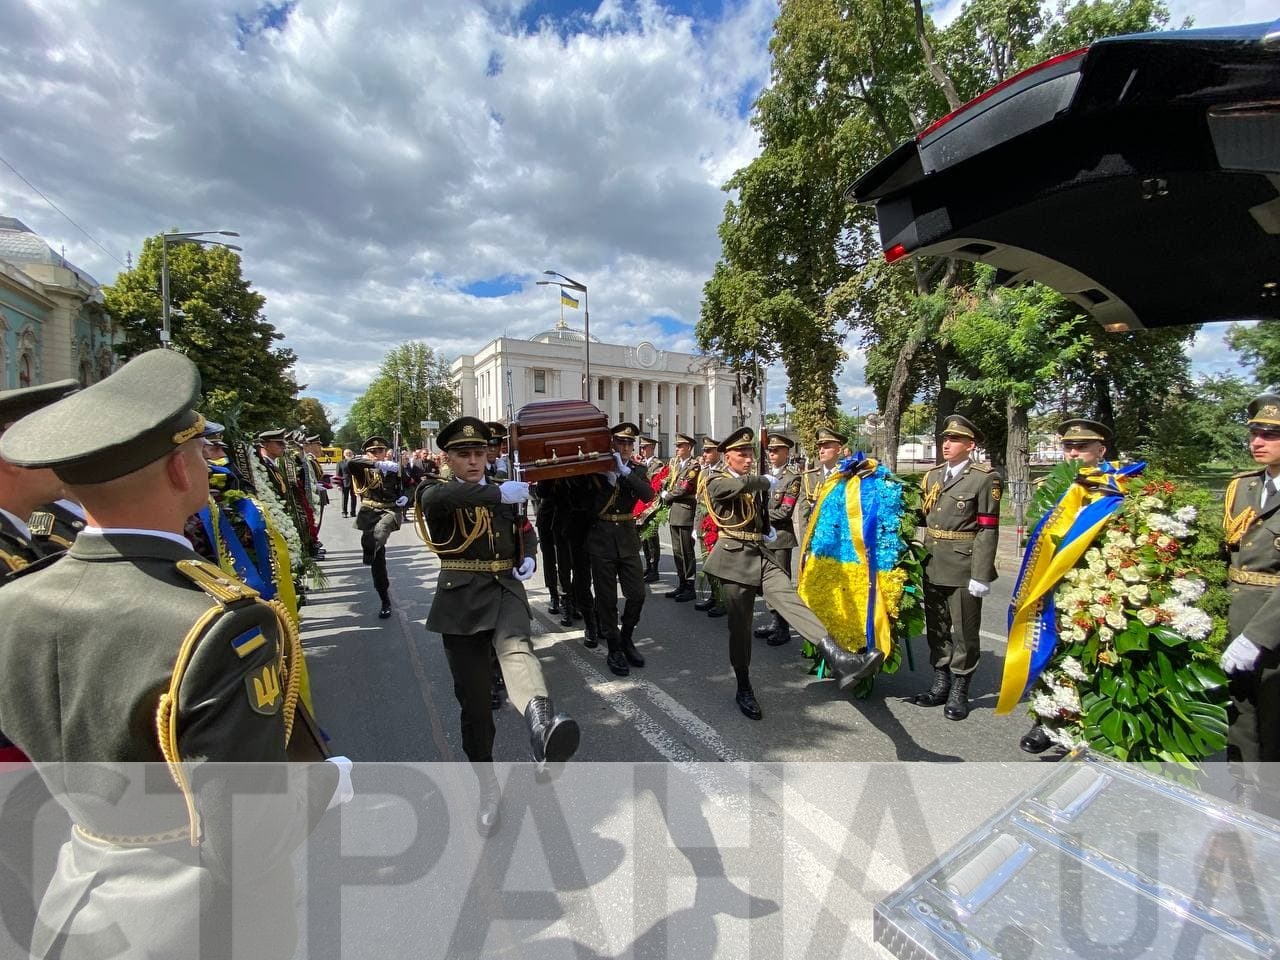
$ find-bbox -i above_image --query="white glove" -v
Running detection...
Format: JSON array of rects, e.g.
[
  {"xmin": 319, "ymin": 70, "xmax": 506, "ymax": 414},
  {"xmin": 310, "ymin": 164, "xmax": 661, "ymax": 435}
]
[
  {"xmin": 763, "ymin": 527, "xmax": 777, "ymax": 544},
  {"xmin": 325, "ymin": 756, "xmax": 354, "ymax": 811},
  {"xmin": 513, "ymin": 556, "xmax": 536, "ymax": 581},
  {"xmin": 765, "ymin": 473, "xmax": 778, "ymax": 488},
  {"xmin": 1221, "ymin": 634, "xmax": 1263, "ymax": 674},
  {"xmin": 499, "ymin": 481, "xmax": 530, "ymax": 504},
  {"xmin": 395, "ymin": 496, "xmax": 409, "ymax": 508},
  {"xmin": 660, "ymin": 489, "xmax": 672, "ymax": 503},
  {"xmin": 603, "ymin": 471, "xmax": 618, "ymax": 486},
  {"xmin": 376, "ymin": 459, "xmax": 400, "ymax": 474},
  {"xmin": 968, "ymin": 579, "xmax": 991, "ymax": 598},
  {"xmin": 612, "ymin": 451, "xmax": 631, "ymax": 476}
]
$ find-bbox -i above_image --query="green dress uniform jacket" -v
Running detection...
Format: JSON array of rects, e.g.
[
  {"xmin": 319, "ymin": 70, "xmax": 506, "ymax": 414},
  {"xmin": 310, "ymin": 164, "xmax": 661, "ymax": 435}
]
[
  {"xmin": 1222, "ymin": 469, "xmax": 1280, "ymax": 770},
  {"xmin": 0, "ymin": 509, "xmax": 46, "ymax": 576},
  {"xmin": 586, "ymin": 465, "xmax": 654, "ymax": 559},
  {"xmin": 920, "ymin": 461, "xmax": 1002, "ymax": 587},
  {"xmin": 0, "ymin": 532, "xmax": 336, "ymax": 960},
  {"xmin": 664, "ymin": 457, "xmax": 700, "ymax": 526},
  {"xmin": 765, "ymin": 465, "xmax": 803, "ymax": 553},
  {"xmin": 418, "ymin": 477, "xmax": 538, "ymax": 635}
]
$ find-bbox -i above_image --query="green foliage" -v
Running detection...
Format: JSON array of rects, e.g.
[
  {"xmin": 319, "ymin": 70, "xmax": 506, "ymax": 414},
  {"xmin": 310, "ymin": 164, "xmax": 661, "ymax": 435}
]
[
  {"xmin": 1227, "ymin": 319, "xmax": 1280, "ymax": 388},
  {"xmin": 293, "ymin": 398, "xmax": 334, "ymax": 445},
  {"xmin": 104, "ymin": 236, "xmax": 299, "ymax": 431},
  {"xmin": 1133, "ymin": 376, "xmax": 1254, "ymax": 472},
  {"xmin": 344, "ymin": 341, "xmax": 457, "ymax": 449}
]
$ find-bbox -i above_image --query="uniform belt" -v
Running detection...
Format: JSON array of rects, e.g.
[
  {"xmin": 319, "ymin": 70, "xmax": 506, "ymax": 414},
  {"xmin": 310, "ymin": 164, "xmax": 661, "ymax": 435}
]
[
  {"xmin": 362, "ymin": 499, "xmax": 397, "ymax": 510},
  {"xmin": 439, "ymin": 558, "xmax": 515, "ymax": 573},
  {"xmin": 927, "ymin": 528, "xmax": 977, "ymax": 541},
  {"xmin": 598, "ymin": 512, "xmax": 634, "ymax": 522},
  {"xmin": 73, "ymin": 824, "xmax": 190, "ymax": 847},
  {"xmin": 720, "ymin": 530, "xmax": 764, "ymax": 542},
  {"xmin": 1228, "ymin": 567, "xmax": 1280, "ymax": 587}
]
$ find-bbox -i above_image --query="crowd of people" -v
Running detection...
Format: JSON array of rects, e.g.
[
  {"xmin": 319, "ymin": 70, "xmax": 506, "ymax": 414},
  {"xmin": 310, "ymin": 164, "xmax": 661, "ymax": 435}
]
[{"xmin": 0, "ymin": 348, "xmax": 1276, "ymax": 956}]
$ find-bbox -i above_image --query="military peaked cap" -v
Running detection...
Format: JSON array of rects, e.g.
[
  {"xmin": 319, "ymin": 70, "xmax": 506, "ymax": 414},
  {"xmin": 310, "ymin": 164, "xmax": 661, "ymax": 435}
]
[
  {"xmin": 304, "ymin": 434, "xmax": 321, "ymax": 444},
  {"xmin": 612, "ymin": 422, "xmax": 640, "ymax": 441},
  {"xmin": 1248, "ymin": 392, "xmax": 1280, "ymax": 428},
  {"xmin": 362, "ymin": 435, "xmax": 391, "ymax": 451},
  {"xmin": 639, "ymin": 436, "xmax": 657, "ymax": 446},
  {"xmin": 0, "ymin": 379, "xmax": 79, "ymax": 437},
  {"xmin": 1058, "ymin": 418, "xmax": 1112, "ymax": 443},
  {"xmin": 674, "ymin": 432, "xmax": 695, "ymax": 447},
  {"xmin": 702, "ymin": 436, "xmax": 720, "ymax": 452},
  {"xmin": 720, "ymin": 427, "xmax": 755, "ymax": 452},
  {"xmin": 766, "ymin": 432, "xmax": 795, "ymax": 450},
  {"xmin": 815, "ymin": 425, "xmax": 846, "ymax": 445},
  {"xmin": 257, "ymin": 428, "xmax": 288, "ymax": 443},
  {"xmin": 0, "ymin": 350, "xmax": 207, "ymax": 485},
  {"xmin": 438, "ymin": 417, "xmax": 490, "ymax": 450},
  {"xmin": 941, "ymin": 414, "xmax": 981, "ymax": 442}
]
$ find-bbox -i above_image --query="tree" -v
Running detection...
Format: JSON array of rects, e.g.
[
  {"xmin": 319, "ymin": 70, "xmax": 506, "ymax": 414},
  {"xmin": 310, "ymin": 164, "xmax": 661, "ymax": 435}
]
[
  {"xmin": 1135, "ymin": 375, "xmax": 1254, "ymax": 472},
  {"xmin": 104, "ymin": 235, "xmax": 299, "ymax": 430},
  {"xmin": 1227, "ymin": 320, "xmax": 1280, "ymax": 388},
  {"xmin": 344, "ymin": 342, "xmax": 457, "ymax": 449},
  {"xmin": 333, "ymin": 420, "xmax": 364, "ymax": 451},
  {"xmin": 293, "ymin": 398, "xmax": 334, "ymax": 445}
]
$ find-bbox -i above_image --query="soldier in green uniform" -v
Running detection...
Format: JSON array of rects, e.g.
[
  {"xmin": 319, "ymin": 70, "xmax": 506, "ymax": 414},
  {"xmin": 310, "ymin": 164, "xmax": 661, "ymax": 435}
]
[
  {"xmin": 1020, "ymin": 418, "xmax": 1111, "ymax": 754},
  {"xmin": 587, "ymin": 422, "xmax": 656, "ymax": 676},
  {"xmin": 638, "ymin": 435, "xmax": 662, "ymax": 582},
  {"xmin": 1219, "ymin": 392, "xmax": 1280, "ymax": 818},
  {"xmin": 796, "ymin": 426, "xmax": 846, "ymax": 551},
  {"xmin": 417, "ymin": 417, "xmax": 579, "ymax": 835},
  {"xmin": 703, "ymin": 428, "xmax": 883, "ymax": 720},
  {"xmin": 349, "ymin": 436, "xmax": 406, "ymax": 619},
  {"xmin": 753, "ymin": 433, "xmax": 802, "ymax": 645},
  {"xmin": 661, "ymin": 432, "xmax": 700, "ymax": 601},
  {"xmin": 909, "ymin": 414, "xmax": 1002, "ymax": 721},
  {"xmin": 485, "ymin": 421, "xmax": 509, "ymax": 479},
  {"xmin": 0, "ymin": 349, "xmax": 349, "ymax": 960},
  {"xmin": 0, "ymin": 380, "xmax": 79, "ymax": 577},
  {"xmin": 693, "ymin": 435, "xmax": 726, "ymax": 617}
]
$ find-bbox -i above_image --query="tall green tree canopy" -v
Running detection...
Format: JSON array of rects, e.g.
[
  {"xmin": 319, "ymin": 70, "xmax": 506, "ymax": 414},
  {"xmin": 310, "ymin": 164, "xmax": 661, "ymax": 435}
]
[
  {"xmin": 342, "ymin": 342, "xmax": 457, "ymax": 449},
  {"xmin": 293, "ymin": 398, "xmax": 335, "ymax": 445},
  {"xmin": 1227, "ymin": 320, "xmax": 1280, "ymax": 388},
  {"xmin": 104, "ymin": 235, "xmax": 299, "ymax": 430}
]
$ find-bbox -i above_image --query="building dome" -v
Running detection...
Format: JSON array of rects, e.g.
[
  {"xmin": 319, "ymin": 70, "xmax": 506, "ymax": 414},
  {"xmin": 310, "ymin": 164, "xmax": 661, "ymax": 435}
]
[
  {"xmin": 530, "ymin": 319, "xmax": 600, "ymax": 344},
  {"xmin": 0, "ymin": 217, "xmax": 100, "ymax": 287}
]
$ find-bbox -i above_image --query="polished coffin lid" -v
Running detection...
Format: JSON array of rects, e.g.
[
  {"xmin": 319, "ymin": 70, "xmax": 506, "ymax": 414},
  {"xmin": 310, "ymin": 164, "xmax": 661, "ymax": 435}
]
[{"xmin": 511, "ymin": 399, "xmax": 614, "ymax": 482}]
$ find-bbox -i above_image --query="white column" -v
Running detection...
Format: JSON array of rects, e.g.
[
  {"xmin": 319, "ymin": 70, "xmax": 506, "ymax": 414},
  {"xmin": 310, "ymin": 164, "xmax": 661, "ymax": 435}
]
[{"xmin": 661, "ymin": 381, "xmax": 675, "ymax": 454}]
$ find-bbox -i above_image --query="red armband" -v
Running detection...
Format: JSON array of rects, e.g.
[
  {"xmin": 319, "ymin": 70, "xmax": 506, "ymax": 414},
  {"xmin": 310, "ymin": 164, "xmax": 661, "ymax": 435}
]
[
  {"xmin": 976, "ymin": 514, "xmax": 999, "ymax": 528},
  {"xmin": 781, "ymin": 495, "xmax": 797, "ymax": 508}
]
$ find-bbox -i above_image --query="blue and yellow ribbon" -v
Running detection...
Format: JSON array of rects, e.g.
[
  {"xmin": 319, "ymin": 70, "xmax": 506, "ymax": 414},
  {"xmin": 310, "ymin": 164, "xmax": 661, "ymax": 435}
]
[{"xmin": 997, "ymin": 461, "xmax": 1146, "ymax": 714}]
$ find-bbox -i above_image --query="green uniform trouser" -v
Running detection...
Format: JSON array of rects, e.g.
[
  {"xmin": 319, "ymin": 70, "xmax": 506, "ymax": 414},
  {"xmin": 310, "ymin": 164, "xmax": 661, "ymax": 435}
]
[
  {"xmin": 924, "ymin": 579, "xmax": 982, "ymax": 676},
  {"xmin": 697, "ymin": 542, "xmax": 723, "ymax": 604},
  {"xmin": 721, "ymin": 559, "xmax": 828, "ymax": 674},
  {"xmin": 441, "ymin": 591, "xmax": 547, "ymax": 762},
  {"xmin": 591, "ymin": 552, "xmax": 647, "ymax": 647},
  {"xmin": 669, "ymin": 524, "xmax": 697, "ymax": 583}
]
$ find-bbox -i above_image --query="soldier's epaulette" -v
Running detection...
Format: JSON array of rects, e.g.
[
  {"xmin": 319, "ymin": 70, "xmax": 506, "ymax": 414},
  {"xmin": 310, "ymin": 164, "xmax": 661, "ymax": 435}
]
[
  {"xmin": 3, "ymin": 551, "xmax": 61, "ymax": 583},
  {"xmin": 175, "ymin": 558, "xmax": 260, "ymax": 604},
  {"xmin": 970, "ymin": 461, "xmax": 993, "ymax": 473},
  {"xmin": 26, "ymin": 511, "xmax": 55, "ymax": 537},
  {"xmin": 1232, "ymin": 468, "xmax": 1264, "ymax": 480}
]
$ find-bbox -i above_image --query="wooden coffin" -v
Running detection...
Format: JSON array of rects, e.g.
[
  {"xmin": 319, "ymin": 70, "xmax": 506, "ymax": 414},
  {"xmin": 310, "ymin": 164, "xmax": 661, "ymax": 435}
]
[{"xmin": 511, "ymin": 399, "xmax": 615, "ymax": 482}]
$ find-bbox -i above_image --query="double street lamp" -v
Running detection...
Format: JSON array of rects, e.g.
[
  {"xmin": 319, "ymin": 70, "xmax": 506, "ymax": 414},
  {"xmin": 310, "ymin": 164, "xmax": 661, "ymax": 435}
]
[
  {"xmin": 160, "ymin": 230, "xmax": 241, "ymax": 347},
  {"xmin": 536, "ymin": 269, "xmax": 590, "ymax": 400}
]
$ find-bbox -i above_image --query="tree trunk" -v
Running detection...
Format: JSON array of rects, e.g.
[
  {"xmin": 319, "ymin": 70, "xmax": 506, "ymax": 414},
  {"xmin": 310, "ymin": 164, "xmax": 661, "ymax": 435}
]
[
  {"xmin": 934, "ymin": 352, "xmax": 960, "ymax": 466},
  {"xmin": 1006, "ymin": 394, "xmax": 1031, "ymax": 536},
  {"xmin": 1093, "ymin": 371, "xmax": 1117, "ymax": 458}
]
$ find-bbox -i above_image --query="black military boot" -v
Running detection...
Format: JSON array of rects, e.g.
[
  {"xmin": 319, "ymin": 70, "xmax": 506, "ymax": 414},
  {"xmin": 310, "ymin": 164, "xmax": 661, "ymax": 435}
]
[
  {"xmin": 706, "ymin": 604, "xmax": 726, "ymax": 618},
  {"xmin": 814, "ymin": 637, "xmax": 883, "ymax": 690},
  {"xmin": 765, "ymin": 613, "xmax": 791, "ymax": 646},
  {"xmin": 582, "ymin": 610, "xmax": 599, "ymax": 649},
  {"xmin": 548, "ymin": 589, "xmax": 561, "ymax": 616},
  {"xmin": 559, "ymin": 601, "xmax": 576, "ymax": 628},
  {"xmin": 474, "ymin": 764, "xmax": 501, "ymax": 838},
  {"xmin": 908, "ymin": 668, "xmax": 951, "ymax": 706},
  {"xmin": 1019, "ymin": 722, "xmax": 1052, "ymax": 754},
  {"xmin": 693, "ymin": 595, "xmax": 715, "ymax": 612},
  {"xmin": 754, "ymin": 614, "xmax": 777, "ymax": 638},
  {"xmin": 377, "ymin": 591, "xmax": 392, "ymax": 619},
  {"xmin": 620, "ymin": 624, "xmax": 645, "ymax": 667},
  {"xmin": 605, "ymin": 635, "xmax": 629, "ymax": 676},
  {"xmin": 643, "ymin": 559, "xmax": 660, "ymax": 584},
  {"xmin": 945, "ymin": 673, "xmax": 972, "ymax": 721},
  {"xmin": 525, "ymin": 696, "xmax": 580, "ymax": 764},
  {"xmin": 735, "ymin": 682, "xmax": 763, "ymax": 720}
]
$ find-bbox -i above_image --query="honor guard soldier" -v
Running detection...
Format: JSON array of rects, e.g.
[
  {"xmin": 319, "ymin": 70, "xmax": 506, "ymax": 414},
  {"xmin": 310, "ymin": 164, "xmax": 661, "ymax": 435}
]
[
  {"xmin": 661, "ymin": 432, "xmax": 700, "ymax": 601},
  {"xmin": 587, "ymin": 422, "xmax": 656, "ymax": 675},
  {"xmin": 485, "ymin": 421, "xmax": 509, "ymax": 478},
  {"xmin": 0, "ymin": 349, "xmax": 349, "ymax": 960},
  {"xmin": 1020, "ymin": 418, "xmax": 1111, "ymax": 754},
  {"xmin": 796, "ymin": 425, "xmax": 846, "ymax": 546},
  {"xmin": 0, "ymin": 380, "xmax": 80, "ymax": 577},
  {"xmin": 911, "ymin": 414, "xmax": 1001, "ymax": 721},
  {"xmin": 638, "ymin": 435, "xmax": 662, "ymax": 582},
  {"xmin": 703, "ymin": 428, "xmax": 883, "ymax": 720},
  {"xmin": 349, "ymin": 436, "xmax": 407, "ymax": 618},
  {"xmin": 753, "ymin": 432, "xmax": 802, "ymax": 645},
  {"xmin": 693, "ymin": 436, "xmax": 726, "ymax": 616},
  {"xmin": 1219, "ymin": 392, "xmax": 1280, "ymax": 818},
  {"xmin": 417, "ymin": 417, "xmax": 579, "ymax": 835},
  {"xmin": 255, "ymin": 427, "xmax": 291, "ymax": 498}
]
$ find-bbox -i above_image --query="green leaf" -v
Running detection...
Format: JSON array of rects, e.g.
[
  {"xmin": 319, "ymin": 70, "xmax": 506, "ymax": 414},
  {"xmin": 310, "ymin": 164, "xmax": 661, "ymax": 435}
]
[
  {"xmin": 1100, "ymin": 710, "xmax": 1125, "ymax": 746},
  {"xmin": 1152, "ymin": 627, "xmax": 1188, "ymax": 647},
  {"xmin": 1114, "ymin": 623, "xmax": 1150, "ymax": 655}
]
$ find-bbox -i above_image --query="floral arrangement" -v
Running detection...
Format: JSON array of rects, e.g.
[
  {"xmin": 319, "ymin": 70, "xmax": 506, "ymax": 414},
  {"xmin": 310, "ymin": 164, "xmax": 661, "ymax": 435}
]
[
  {"xmin": 698, "ymin": 512, "xmax": 719, "ymax": 551},
  {"xmin": 1026, "ymin": 464, "xmax": 1229, "ymax": 761},
  {"xmin": 797, "ymin": 455, "xmax": 926, "ymax": 694},
  {"xmin": 635, "ymin": 462, "xmax": 670, "ymax": 541}
]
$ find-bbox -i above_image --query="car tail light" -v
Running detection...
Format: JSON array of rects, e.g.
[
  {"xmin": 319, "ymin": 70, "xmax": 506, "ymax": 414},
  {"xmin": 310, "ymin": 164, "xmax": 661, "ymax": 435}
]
[
  {"xmin": 917, "ymin": 47, "xmax": 1090, "ymax": 142},
  {"xmin": 884, "ymin": 243, "xmax": 908, "ymax": 264}
]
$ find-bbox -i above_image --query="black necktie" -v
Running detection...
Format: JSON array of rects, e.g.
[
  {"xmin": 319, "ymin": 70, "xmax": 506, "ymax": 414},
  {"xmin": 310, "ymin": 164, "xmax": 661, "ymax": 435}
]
[{"xmin": 1265, "ymin": 478, "xmax": 1278, "ymax": 510}]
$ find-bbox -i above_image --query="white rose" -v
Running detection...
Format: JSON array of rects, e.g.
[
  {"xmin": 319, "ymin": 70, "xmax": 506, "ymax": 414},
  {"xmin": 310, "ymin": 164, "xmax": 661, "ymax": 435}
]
[{"xmin": 1136, "ymin": 608, "xmax": 1158, "ymax": 627}]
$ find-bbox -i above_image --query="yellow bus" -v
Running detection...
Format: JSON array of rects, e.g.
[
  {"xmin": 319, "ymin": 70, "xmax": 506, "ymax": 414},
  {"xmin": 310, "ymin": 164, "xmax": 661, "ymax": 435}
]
[{"xmin": 316, "ymin": 446, "xmax": 343, "ymax": 464}]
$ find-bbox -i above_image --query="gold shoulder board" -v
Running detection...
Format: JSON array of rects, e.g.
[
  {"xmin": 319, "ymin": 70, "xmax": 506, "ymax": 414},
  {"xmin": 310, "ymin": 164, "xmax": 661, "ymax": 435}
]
[
  {"xmin": 175, "ymin": 558, "xmax": 259, "ymax": 604},
  {"xmin": 971, "ymin": 462, "xmax": 992, "ymax": 473}
]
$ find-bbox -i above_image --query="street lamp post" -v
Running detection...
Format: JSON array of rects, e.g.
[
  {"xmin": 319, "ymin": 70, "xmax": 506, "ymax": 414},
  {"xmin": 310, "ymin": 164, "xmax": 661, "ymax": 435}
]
[
  {"xmin": 539, "ymin": 270, "xmax": 589, "ymax": 399},
  {"xmin": 159, "ymin": 230, "xmax": 241, "ymax": 347}
]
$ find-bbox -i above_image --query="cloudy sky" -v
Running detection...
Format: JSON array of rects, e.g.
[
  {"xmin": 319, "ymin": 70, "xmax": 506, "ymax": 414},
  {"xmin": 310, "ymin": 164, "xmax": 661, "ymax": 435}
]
[{"xmin": 1, "ymin": 0, "xmax": 1273, "ymax": 423}]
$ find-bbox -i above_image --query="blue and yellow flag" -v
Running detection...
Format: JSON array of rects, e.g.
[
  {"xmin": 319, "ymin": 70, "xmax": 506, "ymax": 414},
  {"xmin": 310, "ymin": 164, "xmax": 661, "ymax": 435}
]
[
  {"xmin": 561, "ymin": 291, "xmax": 580, "ymax": 309},
  {"xmin": 997, "ymin": 461, "xmax": 1146, "ymax": 714},
  {"xmin": 798, "ymin": 456, "xmax": 908, "ymax": 660}
]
